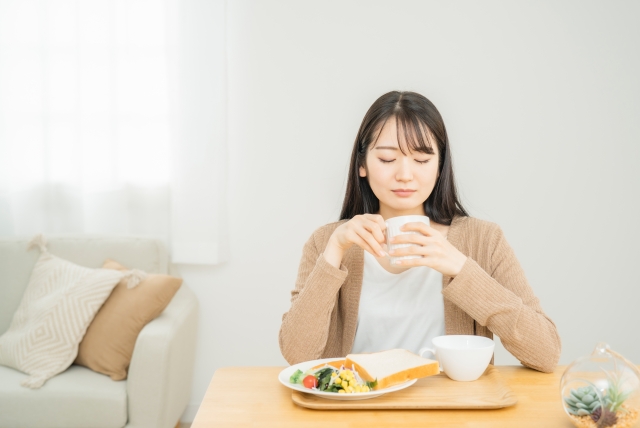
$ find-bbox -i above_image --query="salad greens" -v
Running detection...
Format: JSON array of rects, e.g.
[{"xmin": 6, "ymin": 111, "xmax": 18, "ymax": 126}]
[
  {"xmin": 289, "ymin": 369, "xmax": 304, "ymax": 384},
  {"xmin": 315, "ymin": 368, "xmax": 334, "ymax": 391},
  {"xmin": 289, "ymin": 363, "xmax": 377, "ymax": 394}
]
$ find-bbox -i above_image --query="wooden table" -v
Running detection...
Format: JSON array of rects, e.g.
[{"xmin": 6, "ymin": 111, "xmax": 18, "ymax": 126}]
[{"xmin": 192, "ymin": 365, "xmax": 574, "ymax": 427}]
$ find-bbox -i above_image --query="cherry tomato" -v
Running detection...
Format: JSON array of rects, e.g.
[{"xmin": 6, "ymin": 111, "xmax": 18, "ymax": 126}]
[{"xmin": 302, "ymin": 375, "xmax": 318, "ymax": 389}]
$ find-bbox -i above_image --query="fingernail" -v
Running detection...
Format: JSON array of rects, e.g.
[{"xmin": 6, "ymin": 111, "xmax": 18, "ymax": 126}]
[{"xmin": 378, "ymin": 251, "xmax": 385, "ymax": 257}]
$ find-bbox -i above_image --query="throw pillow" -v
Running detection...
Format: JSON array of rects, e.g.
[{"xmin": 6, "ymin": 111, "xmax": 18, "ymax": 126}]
[
  {"xmin": 0, "ymin": 235, "xmax": 144, "ymax": 389},
  {"xmin": 74, "ymin": 259, "xmax": 182, "ymax": 380}
]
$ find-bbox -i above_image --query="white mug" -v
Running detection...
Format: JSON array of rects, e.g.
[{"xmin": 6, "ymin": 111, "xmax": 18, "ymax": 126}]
[
  {"xmin": 385, "ymin": 215, "xmax": 430, "ymax": 264},
  {"xmin": 419, "ymin": 335, "xmax": 495, "ymax": 382}
]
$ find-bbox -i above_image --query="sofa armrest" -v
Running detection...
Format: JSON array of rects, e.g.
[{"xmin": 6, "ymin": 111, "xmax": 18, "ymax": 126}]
[{"xmin": 125, "ymin": 285, "xmax": 198, "ymax": 428}]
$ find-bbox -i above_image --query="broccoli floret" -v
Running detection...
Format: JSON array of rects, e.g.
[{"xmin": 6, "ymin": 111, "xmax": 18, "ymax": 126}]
[{"xmin": 289, "ymin": 369, "xmax": 304, "ymax": 384}]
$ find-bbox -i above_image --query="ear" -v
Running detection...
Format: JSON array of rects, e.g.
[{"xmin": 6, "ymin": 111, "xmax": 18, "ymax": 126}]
[{"xmin": 359, "ymin": 166, "xmax": 367, "ymax": 177}]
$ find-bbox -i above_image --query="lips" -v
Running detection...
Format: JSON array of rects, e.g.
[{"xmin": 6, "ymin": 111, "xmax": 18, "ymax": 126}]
[{"xmin": 392, "ymin": 189, "xmax": 416, "ymax": 197}]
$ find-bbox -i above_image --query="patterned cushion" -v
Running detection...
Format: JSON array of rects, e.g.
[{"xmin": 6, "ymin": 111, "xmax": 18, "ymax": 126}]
[{"xmin": 0, "ymin": 236, "xmax": 138, "ymax": 389}]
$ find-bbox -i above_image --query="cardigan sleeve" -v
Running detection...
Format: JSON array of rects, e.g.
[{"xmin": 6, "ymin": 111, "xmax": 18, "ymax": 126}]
[
  {"xmin": 278, "ymin": 229, "xmax": 348, "ymax": 365},
  {"xmin": 442, "ymin": 225, "xmax": 561, "ymax": 373}
]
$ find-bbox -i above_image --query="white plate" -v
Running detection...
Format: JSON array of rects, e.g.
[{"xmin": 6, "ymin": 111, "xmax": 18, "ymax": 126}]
[{"xmin": 278, "ymin": 357, "xmax": 417, "ymax": 401}]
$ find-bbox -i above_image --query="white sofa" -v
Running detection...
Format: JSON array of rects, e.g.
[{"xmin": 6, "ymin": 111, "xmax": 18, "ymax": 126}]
[{"xmin": 0, "ymin": 236, "xmax": 199, "ymax": 428}]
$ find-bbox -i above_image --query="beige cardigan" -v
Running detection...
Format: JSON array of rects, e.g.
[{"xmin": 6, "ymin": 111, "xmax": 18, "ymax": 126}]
[{"xmin": 278, "ymin": 215, "xmax": 561, "ymax": 373}]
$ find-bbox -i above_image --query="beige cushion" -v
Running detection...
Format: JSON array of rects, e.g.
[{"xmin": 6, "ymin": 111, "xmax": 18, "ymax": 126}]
[
  {"xmin": 0, "ymin": 243, "xmax": 127, "ymax": 389},
  {"xmin": 75, "ymin": 259, "xmax": 182, "ymax": 380}
]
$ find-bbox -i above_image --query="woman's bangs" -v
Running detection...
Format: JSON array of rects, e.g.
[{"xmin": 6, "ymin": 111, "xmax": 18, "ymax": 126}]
[{"xmin": 395, "ymin": 113, "xmax": 435, "ymax": 155}]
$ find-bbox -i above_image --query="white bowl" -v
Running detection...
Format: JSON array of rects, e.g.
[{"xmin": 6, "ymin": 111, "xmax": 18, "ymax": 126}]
[{"xmin": 431, "ymin": 335, "xmax": 495, "ymax": 382}]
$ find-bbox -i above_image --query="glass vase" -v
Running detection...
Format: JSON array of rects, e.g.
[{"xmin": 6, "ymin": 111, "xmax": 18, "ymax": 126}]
[{"xmin": 561, "ymin": 342, "xmax": 640, "ymax": 428}]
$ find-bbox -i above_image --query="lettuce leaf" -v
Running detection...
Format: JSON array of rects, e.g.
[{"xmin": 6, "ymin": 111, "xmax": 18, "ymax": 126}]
[{"xmin": 289, "ymin": 369, "xmax": 304, "ymax": 384}]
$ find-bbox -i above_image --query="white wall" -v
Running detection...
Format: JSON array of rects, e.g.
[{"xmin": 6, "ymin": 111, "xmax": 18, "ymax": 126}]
[{"xmin": 178, "ymin": 0, "xmax": 640, "ymax": 420}]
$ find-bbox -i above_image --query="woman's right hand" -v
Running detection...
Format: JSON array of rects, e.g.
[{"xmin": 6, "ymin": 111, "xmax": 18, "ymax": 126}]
[{"xmin": 323, "ymin": 214, "xmax": 387, "ymax": 268}]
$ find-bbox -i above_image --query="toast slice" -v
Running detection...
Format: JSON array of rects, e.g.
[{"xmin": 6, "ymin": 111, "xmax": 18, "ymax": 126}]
[{"xmin": 345, "ymin": 349, "xmax": 439, "ymax": 390}]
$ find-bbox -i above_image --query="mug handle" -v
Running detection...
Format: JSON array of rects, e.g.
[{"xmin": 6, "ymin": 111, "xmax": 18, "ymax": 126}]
[{"xmin": 419, "ymin": 347, "xmax": 443, "ymax": 372}]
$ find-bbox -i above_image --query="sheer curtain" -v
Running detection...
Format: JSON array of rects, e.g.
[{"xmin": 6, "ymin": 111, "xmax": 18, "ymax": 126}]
[{"xmin": 0, "ymin": 0, "xmax": 227, "ymax": 264}]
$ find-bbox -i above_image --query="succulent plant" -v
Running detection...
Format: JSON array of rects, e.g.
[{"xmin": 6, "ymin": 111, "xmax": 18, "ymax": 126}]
[
  {"xmin": 604, "ymin": 369, "xmax": 632, "ymax": 413},
  {"xmin": 561, "ymin": 343, "xmax": 640, "ymax": 428},
  {"xmin": 565, "ymin": 371, "xmax": 631, "ymax": 427},
  {"xmin": 565, "ymin": 386, "xmax": 602, "ymax": 416},
  {"xmin": 591, "ymin": 407, "xmax": 618, "ymax": 428}
]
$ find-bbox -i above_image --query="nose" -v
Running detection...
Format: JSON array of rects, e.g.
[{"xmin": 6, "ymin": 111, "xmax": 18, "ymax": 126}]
[{"xmin": 395, "ymin": 157, "xmax": 413, "ymax": 182}]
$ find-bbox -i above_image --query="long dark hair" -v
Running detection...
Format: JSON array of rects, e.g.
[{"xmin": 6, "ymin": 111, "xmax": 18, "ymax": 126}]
[{"xmin": 340, "ymin": 91, "xmax": 468, "ymax": 225}]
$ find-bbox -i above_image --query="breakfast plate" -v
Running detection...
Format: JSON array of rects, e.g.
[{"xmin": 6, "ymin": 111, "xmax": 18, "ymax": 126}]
[{"xmin": 278, "ymin": 357, "xmax": 417, "ymax": 401}]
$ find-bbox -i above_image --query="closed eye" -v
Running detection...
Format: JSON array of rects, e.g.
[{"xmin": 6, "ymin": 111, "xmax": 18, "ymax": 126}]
[
  {"xmin": 415, "ymin": 159, "xmax": 430, "ymax": 164},
  {"xmin": 379, "ymin": 158, "xmax": 395, "ymax": 163}
]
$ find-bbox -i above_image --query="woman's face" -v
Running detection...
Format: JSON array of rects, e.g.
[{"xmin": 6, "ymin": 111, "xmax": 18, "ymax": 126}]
[{"xmin": 359, "ymin": 117, "xmax": 440, "ymax": 219}]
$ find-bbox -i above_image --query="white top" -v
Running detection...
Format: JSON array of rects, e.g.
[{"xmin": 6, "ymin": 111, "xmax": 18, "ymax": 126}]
[{"xmin": 351, "ymin": 251, "xmax": 445, "ymax": 357}]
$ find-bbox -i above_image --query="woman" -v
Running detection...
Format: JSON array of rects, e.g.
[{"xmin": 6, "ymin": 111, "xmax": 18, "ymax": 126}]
[{"xmin": 279, "ymin": 91, "xmax": 561, "ymax": 373}]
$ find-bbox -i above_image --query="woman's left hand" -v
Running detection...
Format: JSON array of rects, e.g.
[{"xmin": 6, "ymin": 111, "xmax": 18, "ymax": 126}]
[{"xmin": 388, "ymin": 222, "xmax": 468, "ymax": 277}]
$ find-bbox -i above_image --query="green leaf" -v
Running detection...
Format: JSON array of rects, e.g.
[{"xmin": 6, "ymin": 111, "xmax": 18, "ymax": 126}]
[
  {"xmin": 325, "ymin": 383, "xmax": 343, "ymax": 393},
  {"xmin": 365, "ymin": 379, "xmax": 378, "ymax": 389},
  {"xmin": 316, "ymin": 368, "xmax": 334, "ymax": 391},
  {"xmin": 571, "ymin": 389, "xmax": 584, "ymax": 401},
  {"xmin": 289, "ymin": 369, "xmax": 304, "ymax": 384}
]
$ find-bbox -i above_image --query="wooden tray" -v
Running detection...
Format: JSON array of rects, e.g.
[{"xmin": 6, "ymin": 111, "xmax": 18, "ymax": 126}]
[{"xmin": 291, "ymin": 365, "xmax": 517, "ymax": 410}]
